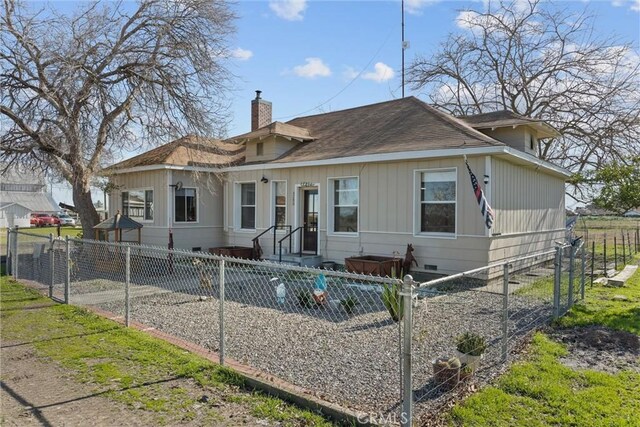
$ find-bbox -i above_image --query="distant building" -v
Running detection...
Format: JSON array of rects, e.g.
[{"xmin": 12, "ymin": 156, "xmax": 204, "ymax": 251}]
[
  {"xmin": 624, "ymin": 208, "xmax": 640, "ymax": 217},
  {"xmin": 0, "ymin": 165, "xmax": 58, "ymax": 227},
  {"xmin": 575, "ymin": 204, "xmax": 617, "ymax": 217}
]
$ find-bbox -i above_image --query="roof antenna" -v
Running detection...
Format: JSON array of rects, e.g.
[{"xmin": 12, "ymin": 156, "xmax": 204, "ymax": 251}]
[{"xmin": 401, "ymin": 0, "xmax": 409, "ymax": 98}]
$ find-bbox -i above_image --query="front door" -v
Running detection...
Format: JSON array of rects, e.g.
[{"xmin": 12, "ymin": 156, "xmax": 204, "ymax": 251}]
[{"xmin": 302, "ymin": 189, "xmax": 318, "ymax": 253}]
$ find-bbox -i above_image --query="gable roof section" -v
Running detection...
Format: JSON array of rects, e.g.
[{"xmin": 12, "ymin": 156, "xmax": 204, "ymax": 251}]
[
  {"xmin": 269, "ymin": 97, "xmax": 503, "ymax": 163},
  {"xmin": 104, "ymin": 135, "xmax": 244, "ymax": 172},
  {"xmin": 459, "ymin": 110, "xmax": 560, "ymax": 138},
  {"xmin": 229, "ymin": 121, "xmax": 314, "ymax": 143},
  {"xmin": 0, "ymin": 191, "xmax": 58, "ymax": 212}
]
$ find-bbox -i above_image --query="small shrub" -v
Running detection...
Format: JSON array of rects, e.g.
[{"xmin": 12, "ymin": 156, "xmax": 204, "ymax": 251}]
[
  {"xmin": 341, "ymin": 296, "xmax": 359, "ymax": 314},
  {"xmin": 296, "ymin": 290, "xmax": 314, "ymax": 308},
  {"xmin": 456, "ymin": 332, "xmax": 487, "ymax": 356}
]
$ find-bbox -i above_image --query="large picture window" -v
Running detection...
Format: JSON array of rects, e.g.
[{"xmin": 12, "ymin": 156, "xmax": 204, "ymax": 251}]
[
  {"xmin": 273, "ymin": 181, "xmax": 286, "ymax": 229},
  {"xmin": 240, "ymin": 183, "xmax": 256, "ymax": 229},
  {"xmin": 331, "ymin": 178, "xmax": 358, "ymax": 233},
  {"xmin": 175, "ymin": 188, "xmax": 197, "ymax": 222},
  {"xmin": 122, "ymin": 189, "xmax": 153, "ymax": 221},
  {"xmin": 420, "ymin": 170, "xmax": 456, "ymax": 234}
]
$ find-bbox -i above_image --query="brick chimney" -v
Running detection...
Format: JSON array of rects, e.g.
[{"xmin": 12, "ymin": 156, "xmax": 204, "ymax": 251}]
[{"xmin": 251, "ymin": 90, "xmax": 272, "ymax": 131}]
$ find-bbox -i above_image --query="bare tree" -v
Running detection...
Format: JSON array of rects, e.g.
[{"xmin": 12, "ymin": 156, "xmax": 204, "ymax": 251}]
[
  {"xmin": 1, "ymin": 0, "xmax": 235, "ymax": 236},
  {"xmin": 408, "ymin": 0, "xmax": 640, "ymax": 201}
]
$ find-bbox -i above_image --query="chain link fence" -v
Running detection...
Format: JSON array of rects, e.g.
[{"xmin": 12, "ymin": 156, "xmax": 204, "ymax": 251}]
[{"xmin": 7, "ymin": 228, "xmax": 592, "ymax": 425}]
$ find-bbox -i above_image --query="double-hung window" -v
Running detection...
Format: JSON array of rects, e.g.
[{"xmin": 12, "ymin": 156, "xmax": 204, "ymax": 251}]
[
  {"xmin": 331, "ymin": 177, "xmax": 358, "ymax": 233},
  {"xmin": 419, "ymin": 170, "xmax": 456, "ymax": 234},
  {"xmin": 122, "ymin": 189, "xmax": 153, "ymax": 221},
  {"xmin": 175, "ymin": 188, "xmax": 197, "ymax": 222},
  {"xmin": 240, "ymin": 183, "xmax": 256, "ymax": 229}
]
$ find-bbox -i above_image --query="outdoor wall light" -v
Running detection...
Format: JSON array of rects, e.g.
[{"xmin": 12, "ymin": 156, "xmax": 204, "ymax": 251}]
[
  {"xmin": 483, "ymin": 175, "xmax": 490, "ymax": 185},
  {"xmin": 261, "ymin": 176, "xmax": 269, "ymax": 184}
]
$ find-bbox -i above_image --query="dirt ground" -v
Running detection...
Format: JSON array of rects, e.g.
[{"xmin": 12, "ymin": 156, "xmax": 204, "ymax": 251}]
[
  {"xmin": 1, "ymin": 341, "xmax": 161, "ymax": 426},
  {"xmin": 0, "ymin": 340, "xmax": 281, "ymax": 426},
  {"xmin": 551, "ymin": 325, "xmax": 640, "ymax": 374}
]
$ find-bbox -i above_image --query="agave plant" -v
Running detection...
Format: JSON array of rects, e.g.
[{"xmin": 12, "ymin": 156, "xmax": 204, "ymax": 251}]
[{"xmin": 381, "ymin": 281, "xmax": 404, "ymax": 322}]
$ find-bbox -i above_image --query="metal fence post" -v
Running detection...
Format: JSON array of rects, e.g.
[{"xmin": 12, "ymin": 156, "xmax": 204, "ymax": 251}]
[
  {"xmin": 6, "ymin": 228, "xmax": 11, "ymax": 276},
  {"xmin": 65, "ymin": 235, "xmax": 70, "ymax": 304},
  {"xmin": 125, "ymin": 245, "xmax": 131, "ymax": 327},
  {"xmin": 553, "ymin": 245, "xmax": 561, "ymax": 319},
  {"xmin": 49, "ymin": 233, "xmax": 54, "ymax": 298},
  {"xmin": 502, "ymin": 263, "xmax": 509, "ymax": 363},
  {"xmin": 580, "ymin": 244, "xmax": 586, "ymax": 300},
  {"xmin": 219, "ymin": 259, "xmax": 225, "ymax": 365},
  {"xmin": 401, "ymin": 275, "xmax": 413, "ymax": 427},
  {"xmin": 13, "ymin": 226, "xmax": 19, "ymax": 279},
  {"xmin": 568, "ymin": 245, "xmax": 575, "ymax": 308}
]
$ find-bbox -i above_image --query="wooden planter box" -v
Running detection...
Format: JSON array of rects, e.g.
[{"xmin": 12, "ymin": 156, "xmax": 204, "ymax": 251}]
[
  {"xmin": 344, "ymin": 256, "xmax": 401, "ymax": 277},
  {"xmin": 209, "ymin": 246, "xmax": 254, "ymax": 259}
]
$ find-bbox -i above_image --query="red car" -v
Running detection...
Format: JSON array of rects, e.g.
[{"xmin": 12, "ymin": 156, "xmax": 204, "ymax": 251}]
[
  {"xmin": 34, "ymin": 213, "xmax": 56, "ymax": 227},
  {"xmin": 30, "ymin": 214, "xmax": 42, "ymax": 227}
]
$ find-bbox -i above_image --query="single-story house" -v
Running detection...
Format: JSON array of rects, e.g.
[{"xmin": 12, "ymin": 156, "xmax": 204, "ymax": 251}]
[{"xmin": 104, "ymin": 93, "xmax": 569, "ymax": 275}]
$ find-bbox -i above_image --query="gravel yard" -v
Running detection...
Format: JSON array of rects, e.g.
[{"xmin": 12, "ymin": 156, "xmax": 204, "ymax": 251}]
[{"xmin": 84, "ymin": 264, "xmax": 555, "ymax": 420}]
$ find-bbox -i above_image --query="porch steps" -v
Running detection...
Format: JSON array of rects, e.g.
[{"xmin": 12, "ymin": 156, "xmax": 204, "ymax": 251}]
[{"xmin": 267, "ymin": 254, "xmax": 323, "ymax": 268}]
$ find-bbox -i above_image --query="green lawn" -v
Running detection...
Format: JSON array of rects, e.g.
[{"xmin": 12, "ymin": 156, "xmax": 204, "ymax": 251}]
[
  {"xmin": 448, "ymin": 267, "xmax": 640, "ymax": 426},
  {"xmin": 0, "ymin": 276, "xmax": 334, "ymax": 426}
]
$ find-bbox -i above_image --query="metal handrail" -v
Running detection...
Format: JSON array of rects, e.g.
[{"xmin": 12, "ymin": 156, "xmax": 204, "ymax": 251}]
[
  {"xmin": 278, "ymin": 226, "xmax": 303, "ymax": 262},
  {"xmin": 253, "ymin": 225, "xmax": 293, "ymax": 255}
]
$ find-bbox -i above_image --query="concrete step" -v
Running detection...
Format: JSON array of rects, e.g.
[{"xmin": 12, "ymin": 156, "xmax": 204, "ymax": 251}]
[
  {"xmin": 267, "ymin": 254, "xmax": 322, "ymax": 267},
  {"xmin": 608, "ymin": 265, "xmax": 638, "ymax": 287}
]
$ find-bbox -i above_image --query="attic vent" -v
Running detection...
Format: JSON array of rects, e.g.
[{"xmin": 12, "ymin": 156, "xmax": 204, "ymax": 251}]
[
  {"xmin": 424, "ymin": 264, "xmax": 438, "ymax": 271},
  {"xmin": 257, "ymin": 142, "xmax": 264, "ymax": 156}
]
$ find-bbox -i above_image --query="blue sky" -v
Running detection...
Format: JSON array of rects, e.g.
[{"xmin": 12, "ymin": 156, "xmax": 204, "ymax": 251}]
[{"xmin": 47, "ymin": 0, "xmax": 640, "ymax": 204}]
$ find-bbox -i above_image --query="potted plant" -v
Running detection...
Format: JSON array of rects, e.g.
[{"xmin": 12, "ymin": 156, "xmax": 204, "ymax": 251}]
[
  {"xmin": 455, "ymin": 332, "xmax": 487, "ymax": 371},
  {"xmin": 432, "ymin": 357, "xmax": 461, "ymax": 390}
]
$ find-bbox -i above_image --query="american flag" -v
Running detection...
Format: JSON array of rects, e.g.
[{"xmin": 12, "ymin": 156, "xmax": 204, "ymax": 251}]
[{"xmin": 465, "ymin": 160, "xmax": 494, "ymax": 229}]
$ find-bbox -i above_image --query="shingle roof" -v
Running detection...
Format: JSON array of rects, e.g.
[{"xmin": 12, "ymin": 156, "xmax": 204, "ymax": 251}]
[
  {"xmin": 459, "ymin": 110, "xmax": 560, "ymax": 138},
  {"xmin": 268, "ymin": 97, "xmax": 503, "ymax": 163},
  {"xmin": 229, "ymin": 121, "xmax": 314, "ymax": 143},
  {"xmin": 93, "ymin": 213, "xmax": 143, "ymax": 230},
  {"xmin": 104, "ymin": 135, "xmax": 245, "ymax": 171}
]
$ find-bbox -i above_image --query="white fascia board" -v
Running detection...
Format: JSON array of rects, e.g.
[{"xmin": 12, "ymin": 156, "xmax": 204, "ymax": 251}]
[
  {"xmin": 500, "ymin": 147, "xmax": 571, "ymax": 178},
  {"xmin": 105, "ymin": 145, "xmax": 571, "ymax": 179}
]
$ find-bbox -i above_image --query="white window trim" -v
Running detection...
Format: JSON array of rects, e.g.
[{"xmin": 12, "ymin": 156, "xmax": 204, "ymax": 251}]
[
  {"xmin": 270, "ymin": 180, "xmax": 287, "ymax": 233},
  {"xmin": 413, "ymin": 168, "xmax": 458, "ymax": 239},
  {"xmin": 327, "ymin": 176, "xmax": 359, "ymax": 237},
  {"xmin": 121, "ymin": 187, "xmax": 154, "ymax": 223},
  {"xmin": 234, "ymin": 181, "xmax": 257, "ymax": 232},
  {"xmin": 173, "ymin": 186, "xmax": 199, "ymax": 224}
]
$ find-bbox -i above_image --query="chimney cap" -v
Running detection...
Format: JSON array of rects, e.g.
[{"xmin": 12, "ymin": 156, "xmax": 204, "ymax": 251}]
[{"xmin": 255, "ymin": 90, "xmax": 262, "ymax": 100}]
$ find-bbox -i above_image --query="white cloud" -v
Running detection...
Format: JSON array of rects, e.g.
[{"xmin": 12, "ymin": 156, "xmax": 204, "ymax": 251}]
[
  {"xmin": 611, "ymin": 0, "xmax": 640, "ymax": 10},
  {"xmin": 293, "ymin": 57, "xmax": 331, "ymax": 78},
  {"xmin": 231, "ymin": 47, "xmax": 253, "ymax": 61},
  {"xmin": 405, "ymin": 0, "xmax": 440, "ymax": 15},
  {"xmin": 362, "ymin": 62, "xmax": 395, "ymax": 83},
  {"xmin": 269, "ymin": 0, "xmax": 307, "ymax": 21}
]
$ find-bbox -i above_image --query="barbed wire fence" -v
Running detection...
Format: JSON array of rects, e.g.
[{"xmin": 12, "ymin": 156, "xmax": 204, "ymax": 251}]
[{"xmin": 6, "ymin": 227, "xmax": 594, "ymax": 426}]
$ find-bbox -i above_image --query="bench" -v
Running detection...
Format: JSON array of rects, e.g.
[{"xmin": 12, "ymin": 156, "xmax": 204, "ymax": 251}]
[{"xmin": 608, "ymin": 265, "xmax": 638, "ymax": 287}]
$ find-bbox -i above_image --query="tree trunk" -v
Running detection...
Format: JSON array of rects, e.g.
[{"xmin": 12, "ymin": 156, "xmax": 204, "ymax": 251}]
[{"xmin": 72, "ymin": 178, "xmax": 100, "ymax": 239}]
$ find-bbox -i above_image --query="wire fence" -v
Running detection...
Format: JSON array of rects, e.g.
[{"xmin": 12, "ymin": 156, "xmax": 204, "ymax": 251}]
[{"xmin": 6, "ymin": 228, "xmax": 600, "ymax": 425}]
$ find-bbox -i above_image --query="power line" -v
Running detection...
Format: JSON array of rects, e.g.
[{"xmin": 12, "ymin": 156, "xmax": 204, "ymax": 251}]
[{"xmin": 273, "ymin": 26, "xmax": 396, "ymax": 121}]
